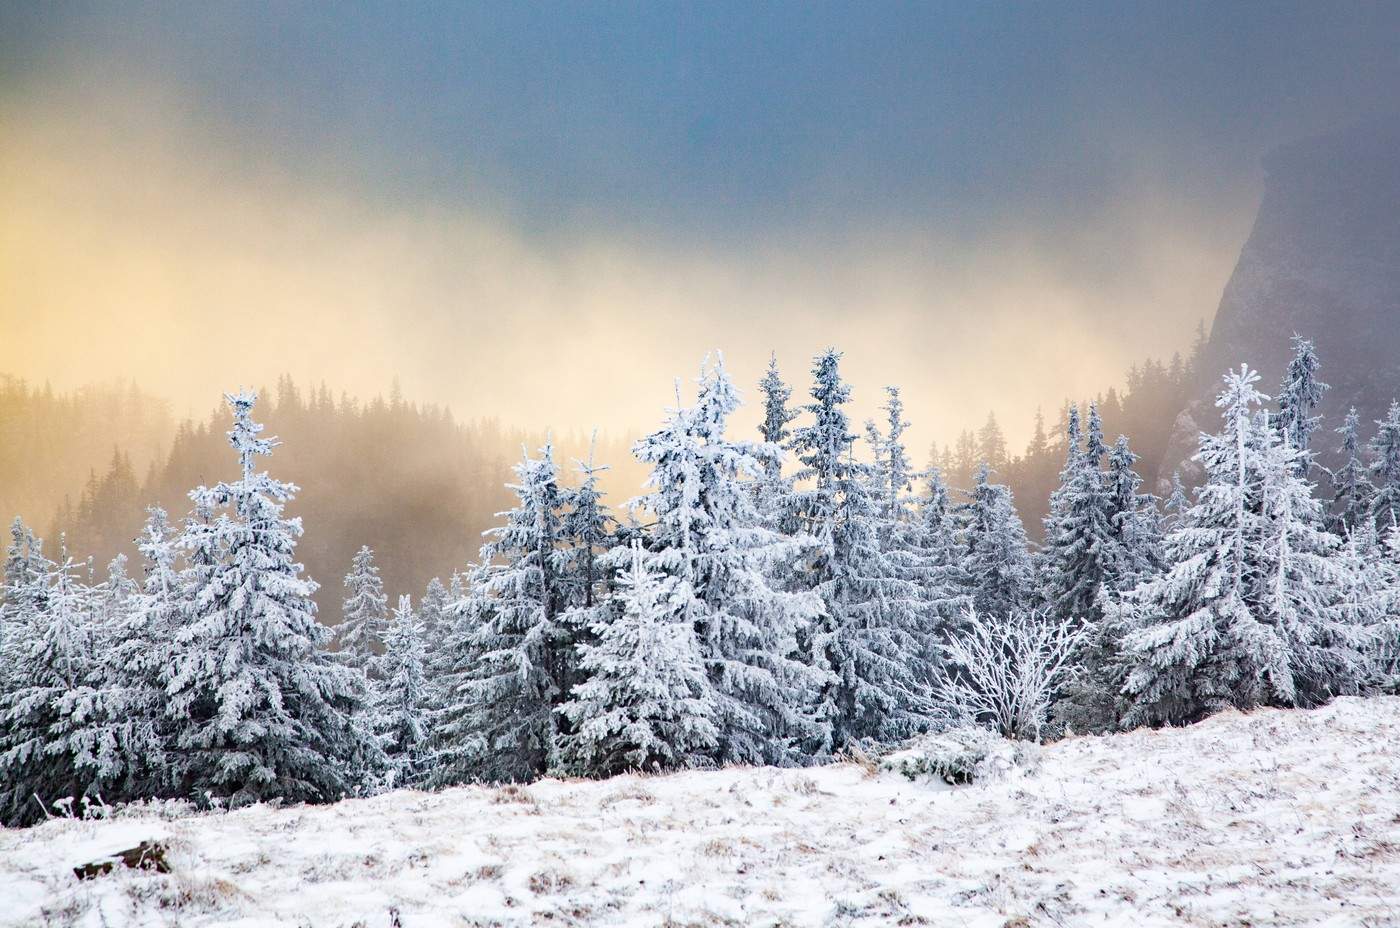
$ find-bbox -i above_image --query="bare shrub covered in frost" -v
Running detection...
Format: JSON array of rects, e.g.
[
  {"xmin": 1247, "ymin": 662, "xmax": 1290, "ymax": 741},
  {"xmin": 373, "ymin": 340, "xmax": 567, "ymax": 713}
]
[{"xmin": 936, "ymin": 609, "xmax": 1084, "ymax": 741}]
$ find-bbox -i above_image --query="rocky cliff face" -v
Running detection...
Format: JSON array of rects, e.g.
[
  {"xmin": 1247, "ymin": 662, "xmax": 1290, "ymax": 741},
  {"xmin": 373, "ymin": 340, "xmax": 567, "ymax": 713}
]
[{"xmin": 1160, "ymin": 120, "xmax": 1400, "ymax": 486}]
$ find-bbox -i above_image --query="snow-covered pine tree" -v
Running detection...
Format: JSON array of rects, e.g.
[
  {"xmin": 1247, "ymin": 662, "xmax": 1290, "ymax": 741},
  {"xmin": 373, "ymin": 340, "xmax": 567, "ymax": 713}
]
[
  {"xmin": 558, "ymin": 542, "xmax": 717, "ymax": 776},
  {"xmin": 1083, "ymin": 401, "xmax": 1109, "ymax": 468},
  {"xmin": 1369, "ymin": 401, "xmax": 1400, "ymax": 533},
  {"xmin": 1253, "ymin": 419, "xmax": 1364, "ymax": 706},
  {"xmin": 1275, "ymin": 334, "xmax": 1327, "ymax": 476},
  {"xmin": 1162, "ymin": 471, "xmax": 1190, "ymax": 531},
  {"xmin": 375, "ymin": 595, "xmax": 429, "ymax": 786},
  {"xmin": 791, "ymin": 350, "xmax": 932, "ymax": 751},
  {"xmin": 546, "ymin": 441, "xmax": 622, "ymax": 770},
  {"xmin": 554, "ymin": 441, "xmax": 617, "ymax": 656},
  {"xmin": 0, "ymin": 518, "xmax": 46, "ymax": 688},
  {"xmin": 1115, "ymin": 366, "xmax": 1361, "ymax": 728},
  {"xmin": 418, "ymin": 576, "xmax": 451, "ymax": 647},
  {"xmin": 1330, "ymin": 407, "xmax": 1373, "ymax": 536},
  {"xmin": 433, "ymin": 443, "xmax": 569, "ymax": 783},
  {"xmin": 337, "ymin": 545, "xmax": 389, "ymax": 673},
  {"xmin": 165, "ymin": 390, "xmax": 378, "ymax": 808},
  {"xmin": 865, "ymin": 387, "xmax": 967, "ymax": 688},
  {"xmin": 621, "ymin": 355, "xmax": 824, "ymax": 765},
  {"xmin": 755, "ymin": 352, "xmax": 801, "ymax": 534},
  {"xmin": 1367, "ymin": 527, "xmax": 1400, "ymax": 691},
  {"xmin": 1105, "ymin": 435, "xmax": 1161, "ymax": 583},
  {"xmin": 958, "ymin": 464, "xmax": 1034, "ymax": 621},
  {"xmin": 0, "ymin": 539, "xmax": 101, "ymax": 825},
  {"xmin": 1040, "ymin": 403, "xmax": 1117, "ymax": 628},
  {"xmin": 427, "ymin": 562, "xmax": 492, "ymax": 785},
  {"xmin": 96, "ymin": 553, "xmax": 138, "ymax": 639},
  {"xmin": 105, "ymin": 506, "xmax": 183, "ymax": 799},
  {"xmin": 1054, "ymin": 435, "xmax": 1161, "ymax": 734}
]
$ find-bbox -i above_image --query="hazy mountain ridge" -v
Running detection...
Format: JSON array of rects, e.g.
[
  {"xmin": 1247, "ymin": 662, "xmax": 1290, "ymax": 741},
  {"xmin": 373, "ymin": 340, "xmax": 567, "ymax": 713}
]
[{"xmin": 1163, "ymin": 119, "xmax": 1400, "ymax": 485}]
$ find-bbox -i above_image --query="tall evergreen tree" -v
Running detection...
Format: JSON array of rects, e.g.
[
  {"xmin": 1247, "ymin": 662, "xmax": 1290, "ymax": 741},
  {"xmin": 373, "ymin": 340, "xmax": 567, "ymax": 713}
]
[
  {"xmin": 755, "ymin": 353, "xmax": 800, "ymax": 534},
  {"xmin": 434, "ymin": 444, "xmax": 569, "ymax": 783},
  {"xmin": 1114, "ymin": 367, "xmax": 1361, "ymax": 728},
  {"xmin": 165, "ymin": 391, "xmax": 377, "ymax": 807},
  {"xmin": 1041, "ymin": 404, "xmax": 1116, "ymax": 628},
  {"xmin": 1369, "ymin": 401, "xmax": 1400, "ymax": 533},
  {"xmin": 1330, "ymin": 407, "xmax": 1373, "ymax": 536},
  {"xmin": 0, "ymin": 540, "xmax": 104, "ymax": 825},
  {"xmin": 867, "ymin": 389, "xmax": 967, "ymax": 682},
  {"xmin": 1275, "ymin": 334, "xmax": 1327, "ymax": 476},
  {"xmin": 375, "ymin": 595, "xmax": 429, "ymax": 786},
  {"xmin": 1053, "ymin": 435, "xmax": 1160, "ymax": 734},
  {"xmin": 791, "ymin": 350, "xmax": 933, "ymax": 750},
  {"xmin": 624, "ymin": 356, "xmax": 823, "ymax": 764},
  {"xmin": 1105, "ymin": 435, "xmax": 1161, "ymax": 583},
  {"xmin": 418, "ymin": 576, "xmax": 451, "ymax": 647},
  {"xmin": 1162, "ymin": 471, "xmax": 1190, "ymax": 530},
  {"xmin": 558, "ymin": 542, "xmax": 718, "ymax": 776},
  {"xmin": 337, "ymin": 545, "xmax": 389, "ymax": 672},
  {"xmin": 960, "ymin": 465, "xmax": 1034, "ymax": 620},
  {"xmin": 0, "ymin": 518, "xmax": 46, "ymax": 686}
]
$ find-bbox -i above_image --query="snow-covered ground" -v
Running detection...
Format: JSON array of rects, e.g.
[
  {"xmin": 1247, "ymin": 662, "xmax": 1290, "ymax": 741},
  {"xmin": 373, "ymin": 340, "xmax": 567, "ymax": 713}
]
[{"xmin": 5, "ymin": 697, "xmax": 1400, "ymax": 928}]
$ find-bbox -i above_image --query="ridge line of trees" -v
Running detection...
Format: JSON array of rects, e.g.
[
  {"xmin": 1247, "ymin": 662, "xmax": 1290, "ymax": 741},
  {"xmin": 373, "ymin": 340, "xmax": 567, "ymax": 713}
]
[{"xmin": 3, "ymin": 336, "xmax": 1397, "ymax": 827}]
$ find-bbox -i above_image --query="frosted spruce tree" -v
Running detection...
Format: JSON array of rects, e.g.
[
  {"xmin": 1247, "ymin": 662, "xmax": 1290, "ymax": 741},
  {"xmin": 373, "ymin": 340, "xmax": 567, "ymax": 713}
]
[
  {"xmin": 1370, "ymin": 401, "xmax": 1400, "ymax": 533},
  {"xmin": 96, "ymin": 554, "xmax": 138, "ymax": 639},
  {"xmin": 1054, "ymin": 435, "xmax": 1160, "ymax": 734},
  {"xmin": 558, "ymin": 542, "xmax": 718, "ymax": 776},
  {"xmin": 958, "ymin": 464, "xmax": 1034, "ymax": 621},
  {"xmin": 1254, "ymin": 423, "xmax": 1365, "ymax": 705},
  {"xmin": 1105, "ymin": 435, "xmax": 1161, "ymax": 583},
  {"xmin": 1162, "ymin": 471, "xmax": 1190, "ymax": 531},
  {"xmin": 0, "ymin": 542, "xmax": 102, "ymax": 825},
  {"xmin": 791, "ymin": 350, "xmax": 932, "ymax": 751},
  {"xmin": 618, "ymin": 356, "xmax": 823, "ymax": 765},
  {"xmin": 0, "ymin": 518, "xmax": 46, "ymax": 689},
  {"xmin": 865, "ymin": 387, "xmax": 967, "ymax": 682},
  {"xmin": 375, "ymin": 595, "xmax": 429, "ymax": 786},
  {"xmin": 554, "ymin": 442, "xmax": 617, "ymax": 653},
  {"xmin": 337, "ymin": 545, "xmax": 389, "ymax": 674},
  {"xmin": 166, "ymin": 391, "xmax": 377, "ymax": 807},
  {"xmin": 1115, "ymin": 366, "xmax": 1360, "ymax": 728},
  {"xmin": 755, "ymin": 352, "xmax": 801, "ymax": 535},
  {"xmin": 1041, "ymin": 404, "xmax": 1118, "ymax": 628},
  {"xmin": 1330, "ymin": 407, "xmax": 1373, "ymax": 535},
  {"xmin": 1366, "ymin": 528, "xmax": 1400, "ymax": 690},
  {"xmin": 418, "ymin": 576, "xmax": 451, "ymax": 648},
  {"xmin": 434, "ymin": 444, "xmax": 569, "ymax": 783},
  {"xmin": 66, "ymin": 507, "xmax": 186, "ymax": 806},
  {"xmin": 1275, "ymin": 334, "xmax": 1327, "ymax": 476}
]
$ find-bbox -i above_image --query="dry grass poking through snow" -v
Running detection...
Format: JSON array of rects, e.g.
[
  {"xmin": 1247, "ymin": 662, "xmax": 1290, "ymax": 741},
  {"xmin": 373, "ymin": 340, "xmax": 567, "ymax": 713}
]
[{"xmin": 4, "ymin": 697, "xmax": 1400, "ymax": 927}]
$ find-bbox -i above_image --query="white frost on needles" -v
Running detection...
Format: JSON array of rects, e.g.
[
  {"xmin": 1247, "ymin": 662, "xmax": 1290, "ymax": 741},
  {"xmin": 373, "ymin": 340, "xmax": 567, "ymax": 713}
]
[{"xmin": 4, "ymin": 697, "xmax": 1400, "ymax": 927}]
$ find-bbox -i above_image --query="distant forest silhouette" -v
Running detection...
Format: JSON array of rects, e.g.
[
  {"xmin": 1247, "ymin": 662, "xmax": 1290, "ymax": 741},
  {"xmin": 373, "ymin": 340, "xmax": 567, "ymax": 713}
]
[{"xmin": 0, "ymin": 333, "xmax": 1205, "ymax": 618}]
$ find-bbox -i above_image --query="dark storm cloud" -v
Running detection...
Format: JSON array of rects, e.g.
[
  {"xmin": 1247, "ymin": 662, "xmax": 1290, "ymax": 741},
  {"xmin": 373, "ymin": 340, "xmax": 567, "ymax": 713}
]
[{"xmin": 5, "ymin": 1, "xmax": 1398, "ymax": 240}]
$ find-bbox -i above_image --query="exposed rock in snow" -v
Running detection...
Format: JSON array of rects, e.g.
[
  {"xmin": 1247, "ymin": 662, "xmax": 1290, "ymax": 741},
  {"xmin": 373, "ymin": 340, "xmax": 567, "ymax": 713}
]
[{"xmin": 4, "ymin": 697, "xmax": 1400, "ymax": 927}]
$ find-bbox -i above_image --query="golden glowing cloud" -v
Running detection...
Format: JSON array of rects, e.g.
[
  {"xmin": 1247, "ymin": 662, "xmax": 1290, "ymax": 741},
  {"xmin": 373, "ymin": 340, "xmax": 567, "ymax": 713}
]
[{"xmin": 0, "ymin": 90, "xmax": 1254, "ymax": 455}]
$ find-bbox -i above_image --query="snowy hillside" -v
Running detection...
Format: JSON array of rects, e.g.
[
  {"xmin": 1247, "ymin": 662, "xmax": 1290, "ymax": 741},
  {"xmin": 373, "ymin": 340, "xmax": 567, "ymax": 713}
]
[{"xmin": 5, "ymin": 698, "xmax": 1400, "ymax": 928}]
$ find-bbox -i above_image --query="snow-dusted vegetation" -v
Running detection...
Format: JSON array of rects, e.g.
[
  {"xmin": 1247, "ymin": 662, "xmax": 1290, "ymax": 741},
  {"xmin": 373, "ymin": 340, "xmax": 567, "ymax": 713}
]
[
  {"xmin": 4, "ymin": 337, "xmax": 1400, "ymax": 924},
  {"xmin": 4, "ymin": 697, "xmax": 1398, "ymax": 927}
]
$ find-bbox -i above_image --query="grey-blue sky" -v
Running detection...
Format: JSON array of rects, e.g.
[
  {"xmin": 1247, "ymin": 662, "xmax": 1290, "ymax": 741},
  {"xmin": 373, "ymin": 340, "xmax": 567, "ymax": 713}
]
[
  {"xmin": 7, "ymin": 2, "xmax": 1397, "ymax": 238},
  {"xmin": 2, "ymin": 2, "xmax": 1398, "ymax": 445}
]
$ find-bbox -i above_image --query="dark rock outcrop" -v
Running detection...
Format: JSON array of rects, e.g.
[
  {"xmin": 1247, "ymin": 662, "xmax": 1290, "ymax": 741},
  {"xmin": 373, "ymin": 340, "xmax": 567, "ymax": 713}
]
[{"xmin": 1161, "ymin": 119, "xmax": 1400, "ymax": 486}]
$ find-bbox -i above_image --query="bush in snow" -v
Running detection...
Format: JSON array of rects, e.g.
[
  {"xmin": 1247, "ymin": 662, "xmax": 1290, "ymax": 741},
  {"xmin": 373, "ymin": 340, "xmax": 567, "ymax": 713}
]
[
  {"xmin": 936, "ymin": 609, "xmax": 1083, "ymax": 741},
  {"xmin": 879, "ymin": 726, "xmax": 1036, "ymax": 785}
]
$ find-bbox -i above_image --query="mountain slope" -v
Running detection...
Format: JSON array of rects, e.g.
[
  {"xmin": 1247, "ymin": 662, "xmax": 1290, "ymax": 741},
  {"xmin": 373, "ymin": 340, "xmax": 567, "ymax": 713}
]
[
  {"xmin": 4, "ymin": 697, "xmax": 1399, "ymax": 927},
  {"xmin": 1162, "ymin": 119, "xmax": 1400, "ymax": 484}
]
